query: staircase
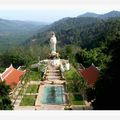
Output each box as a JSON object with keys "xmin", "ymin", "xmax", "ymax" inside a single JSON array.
[{"xmin": 46, "ymin": 65, "xmax": 61, "ymax": 81}]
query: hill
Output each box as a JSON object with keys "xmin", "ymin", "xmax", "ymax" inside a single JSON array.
[
  {"xmin": 24, "ymin": 11, "xmax": 120, "ymax": 49},
  {"xmin": 0, "ymin": 18, "xmax": 47, "ymax": 52},
  {"xmin": 78, "ymin": 12, "xmax": 100, "ymax": 18},
  {"xmin": 78, "ymin": 10, "xmax": 120, "ymax": 19},
  {"xmin": 100, "ymin": 10, "xmax": 120, "ymax": 19}
]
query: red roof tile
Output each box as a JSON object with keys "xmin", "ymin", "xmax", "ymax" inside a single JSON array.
[
  {"xmin": 2, "ymin": 65, "xmax": 13, "ymax": 79},
  {"xmin": 0, "ymin": 65, "xmax": 26, "ymax": 90},
  {"xmin": 79, "ymin": 64, "xmax": 100, "ymax": 87}
]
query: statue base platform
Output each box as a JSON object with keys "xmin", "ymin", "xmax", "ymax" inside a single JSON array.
[
  {"xmin": 49, "ymin": 59, "xmax": 61, "ymax": 66},
  {"xmin": 49, "ymin": 52, "xmax": 60, "ymax": 59}
]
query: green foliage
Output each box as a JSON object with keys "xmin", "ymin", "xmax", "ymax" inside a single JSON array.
[
  {"xmin": 23, "ymin": 63, "xmax": 46, "ymax": 82},
  {"xmin": 24, "ymin": 17, "xmax": 120, "ymax": 57},
  {"xmin": 58, "ymin": 45, "xmax": 80, "ymax": 69},
  {"xmin": 20, "ymin": 95, "xmax": 36, "ymax": 106},
  {"xmin": 75, "ymin": 47, "xmax": 111, "ymax": 69},
  {"xmin": 27, "ymin": 69, "xmax": 41, "ymax": 81},
  {"xmin": 86, "ymin": 36, "xmax": 120, "ymax": 110},
  {"xmin": 0, "ymin": 19, "xmax": 46, "ymax": 52},
  {"xmin": 26, "ymin": 85, "xmax": 39, "ymax": 93},
  {"xmin": 64, "ymin": 66, "xmax": 87, "ymax": 94},
  {"xmin": 0, "ymin": 81, "xmax": 13, "ymax": 110},
  {"xmin": 69, "ymin": 94, "xmax": 85, "ymax": 105},
  {"xmin": 0, "ymin": 45, "xmax": 49, "ymax": 69},
  {"xmin": 25, "ymin": 17, "xmax": 105, "ymax": 49},
  {"xmin": 0, "ymin": 67, "xmax": 5, "ymax": 73},
  {"xmin": 64, "ymin": 66, "xmax": 80, "ymax": 81},
  {"xmin": 0, "ymin": 52, "xmax": 26, "ymax": 68}
]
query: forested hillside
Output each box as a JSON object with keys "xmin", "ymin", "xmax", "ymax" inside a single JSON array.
[
  {"xmin": 78, "ymin": 10, "xmax": 120, "ymax": 19},
  {"xmin": 24, "ymin": 11, "xmax": 120, "ymax": 49},
  {"xmin": 0, "ymin": 18, "xmax": 47, "ymax": 52}
]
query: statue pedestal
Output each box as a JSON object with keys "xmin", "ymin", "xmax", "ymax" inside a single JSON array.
[
  {"xmin": 48, "ymin": 52, "xmax": 60, "ymax": 66},
  {"xmin": 49, "ymin": 52, "xmax": 59, "ymax": 59},
  {"xmin": 50, "ymin": 59, "xmax": 61, "ymax": 66}
]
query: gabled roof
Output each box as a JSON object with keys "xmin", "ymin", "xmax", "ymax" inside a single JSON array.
[
  {"xmin": 79, "ymin": 64, "xmax": 100, "ymax": 87},
  {"xmin": 0, "ymin": 64, "xmax": 26, "ymax": 90}
]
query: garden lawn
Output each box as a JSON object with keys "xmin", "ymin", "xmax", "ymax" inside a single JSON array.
[
  {"xmin": 69, "ymin": 94, "xmax": 85, "ymax": 105},
  {"xmin": 64, "ymin": 66, "xmax": 80, "ymax": 81},
  {"xmin": 26, "ymin": 85, "xmax": 39, "ymax": 93},
  {"xmin": 20, "ymin": 95, "xmax": 36, "ymax": 106},
  {"xmin": 28, "ymin": 70, "xmax": 40, "ymax": 81}
]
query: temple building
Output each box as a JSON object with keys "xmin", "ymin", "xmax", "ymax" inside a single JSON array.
[
  {"xmin": 79, "ymin": 63, "xmax": 100, "ymax": 87},
  {"xmin": 0, "ymin": 64, "xmax": 26, "ymax": 90}
]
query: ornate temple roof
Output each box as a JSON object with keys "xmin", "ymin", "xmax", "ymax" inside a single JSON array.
[
  {"xmin": 0, "ymin": 64, "xmax": 26, "ymax": 90},
  {"xmin": 79, "ymin": 64, "xmax": 100, "ymax": 87}
]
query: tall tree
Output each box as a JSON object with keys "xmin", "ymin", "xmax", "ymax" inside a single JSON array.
[
  {"xmin": 87, "ymin": 35, "xmax": 120, "ymax": 110},
  {"xmin": 0, "ymin": 82, "xmax": 13, "ymax": 110}
]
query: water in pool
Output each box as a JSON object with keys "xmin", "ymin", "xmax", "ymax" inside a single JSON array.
[{"xmin": 41, "ymin": 85, "xmax": 64, "ymax": 104}]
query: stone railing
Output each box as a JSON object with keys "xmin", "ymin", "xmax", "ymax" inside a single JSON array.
[
  {"xmin": 42, "ymin": 66, "xmax": 48, "ymax": 80},
  {"xmin": 60, "ymin": 64, "xmax": 65, "ymax": 80}
]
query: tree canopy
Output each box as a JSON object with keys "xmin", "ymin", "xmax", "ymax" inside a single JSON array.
[
  {"xmin": 0, "ymin": 81, "xmax": 13, "ymax": 110},
  {"xmin": 86, "ymin": 35, "xmax": 120, "ymax": 110}
]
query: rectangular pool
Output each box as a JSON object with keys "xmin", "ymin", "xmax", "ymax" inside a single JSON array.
[{"xmin": 41, "ymin": 85, "xmax": 64, "ymax": 105}]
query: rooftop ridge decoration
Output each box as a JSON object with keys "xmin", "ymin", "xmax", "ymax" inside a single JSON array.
[
  {"xmin": 0, "ymin": 64, "xmax": 13, "ymax": 81},
  {"xmin": 0, "ymin": 64, "xmax": 26, "ymax": 90}
]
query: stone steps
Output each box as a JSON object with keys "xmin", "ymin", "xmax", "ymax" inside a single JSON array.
[
  {"xmin": 46, "ymin": 73, "xmax": 60, "ymax": 76},
  {"xmin": 47, "ymin": 68, "xmax": 59, "ymax": 70},
  {"xmin": 46, "ymin": 65, "xmax": 62, "ymax": 81},
  {"xmin": 46, "ymin": 76, "xmax": 61, "ymax": 80},
  {"xmin": 47, "ymin": 66, "xmax": 59, "ymax": 69},
  {"xmin": 47, "ymin": 70, "xmax": 60, "ymax": 72}
]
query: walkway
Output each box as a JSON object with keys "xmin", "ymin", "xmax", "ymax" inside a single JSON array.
[
  {"xmin": 13, "ymin": 81, "xmax": 40, "ymax": 110},
  {"xmin": 35, "ymin": 64, "xmax": 66, "ymax": 110},
  {"xmin": 46, "ymin": 65, "xmax": 61, "ymax": 80}
]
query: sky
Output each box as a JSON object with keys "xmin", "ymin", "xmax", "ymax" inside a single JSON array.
[{"xmin": 0, "ymin": 0, "xmax": 120, "ymax": 23}]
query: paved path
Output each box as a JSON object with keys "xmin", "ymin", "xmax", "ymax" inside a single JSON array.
[
  {"xmin": 46, "ymin": 65, "xmax": 61, "ymax": 80},
  {"xmin": 14, "ymin": 106, "xmax": 35, "ymax": 110},
  {"xmin": 36, "ymin": 105, "xmax": 64, "ymax": 110},
  {"xmin": 30, "ymin": 81, "xmax": 41, "ymax": 85},
  {"xmin": 34, "ymin": 64, "xmax": 66, "ymax": 110}
]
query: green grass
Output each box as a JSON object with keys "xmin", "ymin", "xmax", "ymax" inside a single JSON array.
[
  {"xmin": 72, "ymin": 100, "xmax": 85, "ymax": 105},
  {"xmin": 28, "ymin": 70, "xmax": 41, "ymax": 81},
  {"xmin": 69, "ymin": 94, "xmax": 85, "ymax": 105},
  {"xmin": 26, "ymin": 85, "xmax": 39, "ymax": 93},
  {"xmin": 28, "ymin": 64, "xmax": 46, "ymax": 81},
  {"xmin": 20, "ymin": 95, "xmax": 36, "ymax": 106},
  {"xmin": 22, "ymin": 64, "xmax": 46, "ymax": 82},
  {"xmin": 64, "ymin": 66, "xmax": 80, "ymax": 81}
]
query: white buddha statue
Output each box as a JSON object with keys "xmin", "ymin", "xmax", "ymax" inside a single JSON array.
[{"xmin": 50, "ymin": 32, "xmax": 57, "ymax": 54}]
